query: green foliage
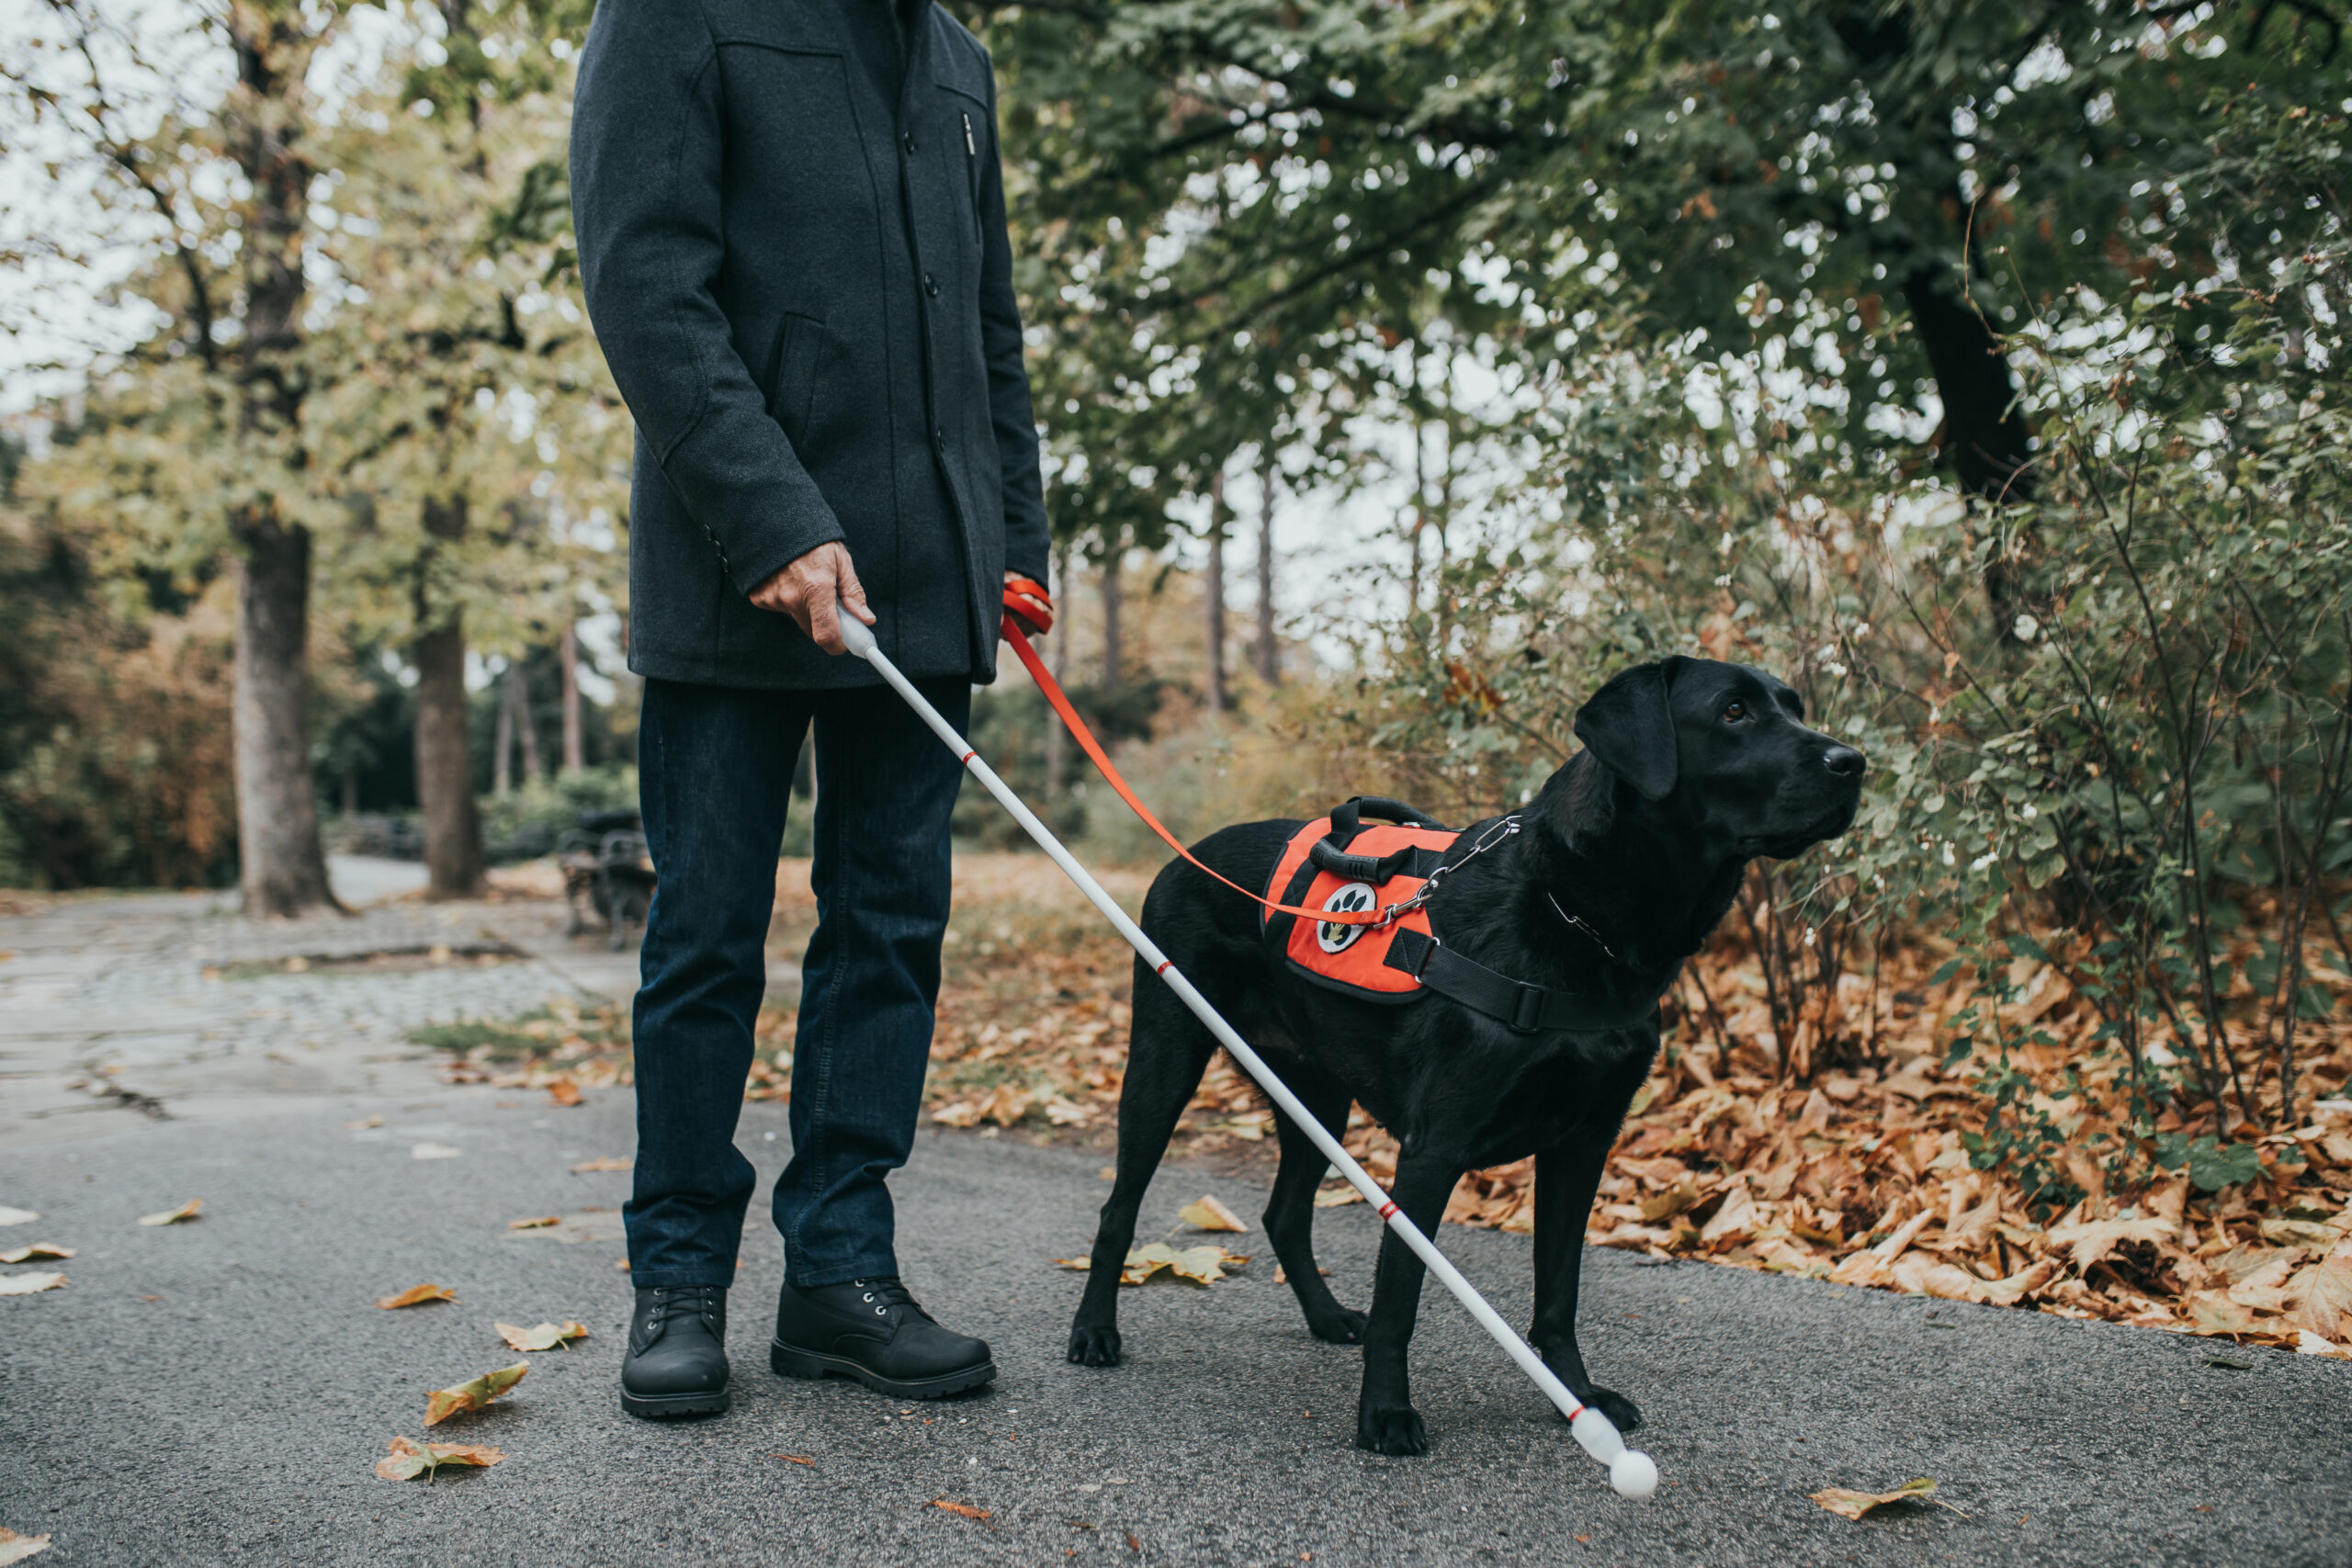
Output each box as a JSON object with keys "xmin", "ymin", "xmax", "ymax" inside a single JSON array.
[
  {"xmin": 1315, "ymin": 32, "xmax": 2351, "ymax": 1198},
  {"xmin": 0, "ymin": 461, "xmax": 238, "ymax": 889},
  {"xmin": 475, "ymin": 764, "xmax": 639, "ymax": 854},
  {"xmin": 964, "ymin": 0, "xmax": 2351, "ymax": 577},
  {"xmin": 2151, "ymin": 1132, "xmax": 2267, "ymax": 1193}
]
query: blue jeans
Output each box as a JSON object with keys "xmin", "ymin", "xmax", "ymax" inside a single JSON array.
[{"xmin": 625, "ymin": 674, "xmax": 968, "ymax": 1290}]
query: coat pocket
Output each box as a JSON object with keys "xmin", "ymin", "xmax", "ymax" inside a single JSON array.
[
  {"xmin": 939, "ymin": 83, "xmax": 988, "ymax": 245},
  {"xmin": 763, "ymin": 310, "xmax": 826, "ymax": 450}
]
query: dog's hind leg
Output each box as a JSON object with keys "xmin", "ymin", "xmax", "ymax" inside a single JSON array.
[
  {"xmin": 1066, "ymin": 958, "xmax": 1216, "ymax": 1369},
  {"xmin": 1353, "ymin": 1149, "xmax": 1465, "ymax": 1456},
  {"xmin": 1263, "ymin": 1073, "xmax": 1367, "ymax": 1344}
]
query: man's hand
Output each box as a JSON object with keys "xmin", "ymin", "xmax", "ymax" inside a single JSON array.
[
  {"xmin": 751, "ymin": 542, "xmax": 876, "ymax": 655},
  {"xmin": 1003, "ymin": 571, "xmax": 1051, "ymax": 638}
]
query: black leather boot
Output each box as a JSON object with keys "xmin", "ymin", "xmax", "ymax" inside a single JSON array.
[
  {"xmin": 770, "ymin": 1276, "xmax": 995, "ymax": 1399},
  {"xmin": 620, "ymin": 1284, "xmax": 730, "ymax": 1418}
]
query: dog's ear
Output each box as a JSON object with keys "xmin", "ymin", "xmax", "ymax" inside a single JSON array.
[{"xmin": 1573, "ymin": 658, "xmax": 1685, "ymax": 802}]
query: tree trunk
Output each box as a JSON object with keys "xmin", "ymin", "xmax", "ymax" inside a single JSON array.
[
  {"xmin": 1044, "ymin": 540, "xmax": 1069, "ymax": 799},
  {"xmin": 560, "ymin": 622, "xmax": 584, "ymax": 774},
  {"xmin": 492, "ymin": 670, "xmax": 514, "ymax": 799},
  {"xmin": 1902, "ymin": 266, "xmax": 2033, "ymax": 502},
  {"xmin": 1902, "ymin": 265, "xmax": 2036, "ymax": 622},
  {"xmin": 1204, "ymin": 469, "xmax": 1227, "ymax": 716},
  {"xmin": 414, "ymin": 496, "xmax": 484, "ymax": 898},
  {"xmin": 1254, "ymin": 449, "xmax": 1280, "ymax": 684},
  {"xmin": 1435, "ymin": 373, "xmax": 1455, "ymax": 642},
  {"xmin": 1407, "ymin": 338, "xmax": 1428, "ymax": 616},
  {"xmin": 1101, "ymin": 543, "xmax": 1123, "ymax": 691},
  {"xmin": 221, "ymin": 8, "xmax": 334, "ymax": 920},
  {"xmin": 231, "ymin": 516, "xmax": 339, "ymax": 918},
  {"xmin": 513, "ymin": 660, "xmax": 542, "ymax": 785}
]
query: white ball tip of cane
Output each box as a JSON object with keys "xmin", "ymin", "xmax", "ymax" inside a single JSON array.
[{"xmin": 1609, "ymin": 1450, "xmax": 1659, "ymax": 1500}]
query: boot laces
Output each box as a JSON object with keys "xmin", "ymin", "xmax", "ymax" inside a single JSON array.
[
  {"xmin": 848, "ymin": 1276, "xmax": 930, "ymax": 1322},
  {"xmin": 646, "ymin": 1284, "xmax": 721, "ymax": 1333}
]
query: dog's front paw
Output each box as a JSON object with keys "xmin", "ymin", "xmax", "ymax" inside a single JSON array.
[
  {"xmin": 1306, "ymin": 1306, "xmax": 1368, "ymax": 1344},
  {"xmin": 1355, "ymin": 1404, "xmax": 1429, "ymax": 1456},
  {"xmin": 1066, "ymin": 1324, "xmax": 1123, "ymax": 1367},
  {"xmin": 1571, "ymin": 1383, "xmax": 1643, "ymax": 1434}
]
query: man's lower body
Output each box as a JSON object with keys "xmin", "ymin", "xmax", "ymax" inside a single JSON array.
[{"xmin": 618, "ymin": 674, "xmax": 994, "ymax": 1417}]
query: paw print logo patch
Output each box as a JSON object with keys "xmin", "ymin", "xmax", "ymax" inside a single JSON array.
[{"xmin": 1316, "ymin": 882, "xmax": 1378, "ymax": 953}]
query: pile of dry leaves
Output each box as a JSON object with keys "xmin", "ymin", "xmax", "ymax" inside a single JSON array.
[{"xmin": 913, "ymin": 860, "xmax": 2352, "ymax": 1359}]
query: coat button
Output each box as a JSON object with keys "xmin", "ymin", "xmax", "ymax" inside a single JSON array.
[
  {"xmin": 903, "ymin": 131, "xmax": 916, "ymax": 154},
  {"xmin": 922, "ymin": 273, "xmax": 939, "ymax": 298},
  {"xmin": 933, "ymin": 427, "xmax": 945, "ymax": 447}
]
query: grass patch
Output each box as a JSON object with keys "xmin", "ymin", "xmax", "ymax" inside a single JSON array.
[{"xmin": 409, "ymin": 1010, "xmax": 559, "ymax": 1062}]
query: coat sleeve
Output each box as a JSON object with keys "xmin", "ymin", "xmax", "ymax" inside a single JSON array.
[
  {"xmin": 975, "ymin": 65, "xmax": 1051, "ymax": 585},
  {"xmin": 570, "ymin": 0, "xmax": 842, "ymax": 598}
]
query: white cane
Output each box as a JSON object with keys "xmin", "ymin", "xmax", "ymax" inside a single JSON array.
[{"xmin": 839, "ymin": 612, "xmax": 1657, "ymax": 1499}]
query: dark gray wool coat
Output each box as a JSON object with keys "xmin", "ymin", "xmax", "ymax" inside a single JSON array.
[{"xmin": 571, "ymin": 0, "xmax": 1050, "ymax": 690}]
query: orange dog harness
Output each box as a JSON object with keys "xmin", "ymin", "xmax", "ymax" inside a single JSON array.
[{"xmin": 1261, "ymin": 800, "xmax": 1459, "ymax": 1001}]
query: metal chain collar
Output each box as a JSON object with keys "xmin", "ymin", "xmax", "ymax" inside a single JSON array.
[{"xmin": 1378, "ymin": 814, "xmax": 1522, "ymax": 925}]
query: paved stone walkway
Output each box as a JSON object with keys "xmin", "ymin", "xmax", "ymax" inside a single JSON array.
[{"xmin": 0, "ymin": 866, "xmax": 616, "ymax": 1147}]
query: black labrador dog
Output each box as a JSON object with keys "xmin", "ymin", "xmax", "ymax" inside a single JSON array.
[{"xmin": 1066, "ymin": 656, "xmax": 1865, "ymax": 1454}]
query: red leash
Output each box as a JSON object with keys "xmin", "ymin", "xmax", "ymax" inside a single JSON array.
[{"xmin": 998, "ymin": 577, "xmax": 1385, "ymax": 927}]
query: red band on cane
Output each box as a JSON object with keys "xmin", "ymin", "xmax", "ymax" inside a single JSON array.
[
  {"xmin": 1377, "ymin": 1201, "xmax": 1399, "ymax": 1220},
  {"xmin": 960, "ymin": 750, "xmax": 976, "ymax": 764}
]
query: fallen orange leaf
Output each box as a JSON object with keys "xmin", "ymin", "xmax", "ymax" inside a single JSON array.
[
  {"xmin": 930, "ymin": 1499, "xmax": 991, "ymax": 1521},
  {"xmin": 0, "ymin": 1272, "xmax": 65, "ymax": 1296},
  {"xmin": 424, "ymin": 1362, "xmax": 527, "ymax": 1426},
  {"xmin": 0, "ymin": 1525, "xmax": 53, "ymax": 1562},
  {"xmin": 1809, "ymin": 1478, "xmax": 1958, "ymax": 1519},
  {"xmin": 376, "ymin": 1283, "xmax": 456, "ymax": 1310},
  {"xmin": 570, "ymin": 1156, "xmax": 631, "ymax": 1173},
  {"xmin": 137, "ymin": 1199, "xmax": 201, "ymax": 1226},
  {"xmin": 1179, "ymin": 1195, "xmax": 1249, "ymax": 1233},
  {"xmin": 772, "ymin": 1454, "xmax": 814, "ymax": 1466},
  {"xmin": 546, "ymin": 1078, "xmax": 582, "ymax": 1108},
  {"xmin": 374, "ymin": 1435, "xmax": 505, "ymax": 1482},
  {"xmin": 494, "ymin": 1319, "xmax": 588, "ymax": 1352},
  {"xmin": 0, "ymin": 1244, "xmax": 72, "ymax": 1264},
  {"xmin": 506, "ymin": 1216, "xmax": 560, "ymax": 1231}
]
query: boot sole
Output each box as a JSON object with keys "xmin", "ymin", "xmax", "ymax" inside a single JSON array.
[
  {"xmin": 769, "ymin": 1337, "xmax": 996, "ymax": 1400},
  {"xmin": 619, "ymin": 1385, "xmax": 731, "ymax": 1420}
]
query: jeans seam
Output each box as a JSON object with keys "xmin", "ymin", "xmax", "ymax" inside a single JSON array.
[{"xmin": 785, "ymin": 722, "xmax": 845, "ymax": 1266}]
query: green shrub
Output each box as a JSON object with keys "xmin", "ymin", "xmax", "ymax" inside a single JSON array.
[{"xmin": 1329, "ymin": 221, "xmax": 2351, "ymax": 1195}]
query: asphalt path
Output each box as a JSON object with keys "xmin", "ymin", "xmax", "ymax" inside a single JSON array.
[{"xmin": 3, "ymin": 1087, "xmax": 2346, "ymax": 1567}]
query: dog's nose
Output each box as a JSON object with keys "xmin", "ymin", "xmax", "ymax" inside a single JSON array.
[{"xmin": 1823, "ymin": 745, "xmax": 1866, "ymax": 778}]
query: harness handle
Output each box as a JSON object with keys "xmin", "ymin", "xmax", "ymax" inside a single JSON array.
[
  {"xmin": 1001, "ymin": 602, "xmax": 1402, "ymax": 926},
  {"xmin": 1327, "ymin": 795, "xmax": 1446, "ymax": 840},
  {"xmin": 1307, "ymin": 795, "xmax": 1451, "ymax": 883}
]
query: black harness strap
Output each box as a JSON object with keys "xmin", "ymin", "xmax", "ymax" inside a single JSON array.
[{"xmin": 1383, "ymin": 928, "xmax": 1676, "ymax": 1034}]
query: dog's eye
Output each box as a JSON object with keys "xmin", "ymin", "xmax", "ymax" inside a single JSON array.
[{"xmin": 1721, "ymin": 701, "xmax": 1748, "ymax": 724}]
